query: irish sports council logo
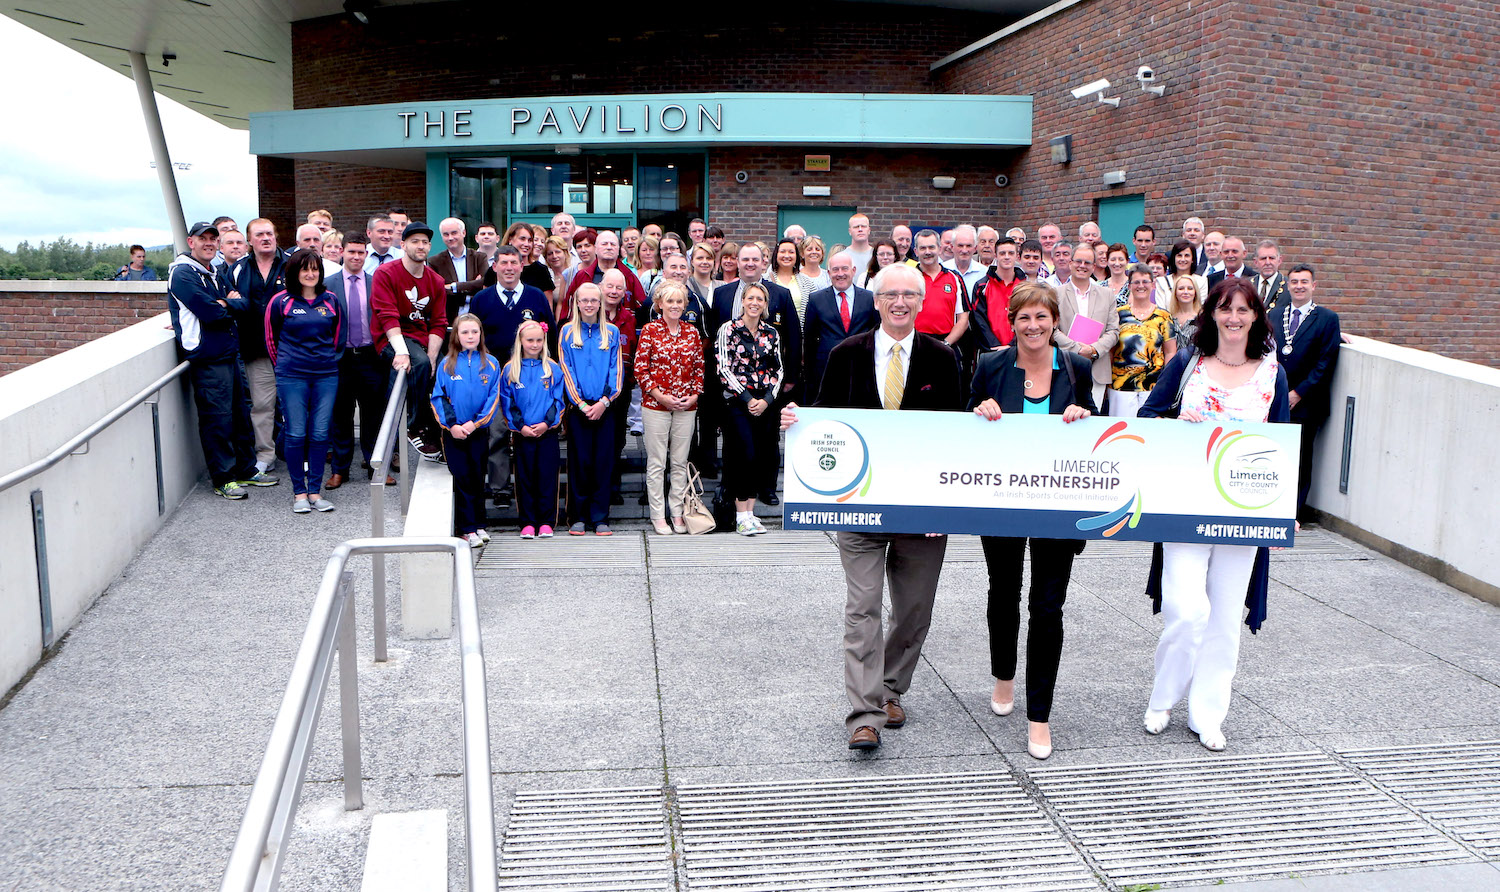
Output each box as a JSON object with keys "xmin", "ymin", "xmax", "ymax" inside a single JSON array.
[
  {"xmin": 1208, "ymin": 427, "xmax": 1288, "ymax": 510},
  {"xmin": 792, "ymin": 420, "xmax": 871, "ymax": 502}
]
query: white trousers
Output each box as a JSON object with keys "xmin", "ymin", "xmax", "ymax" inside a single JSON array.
[
  {"xmin": 643, "ymin": 407, "xmax": 695, "ymax": 521},
  {"xmin": 1107, "ymin": 388, "xmax": 1150, "ymax": 418},
  {"xmin": 1149, "ymin": 542, "xmax": 1257, "ymax": 733}
]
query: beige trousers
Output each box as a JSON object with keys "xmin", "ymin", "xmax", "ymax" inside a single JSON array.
[
  {"xmin": 244, "ymin": 357, "xmax": 278, "ymax": 468},
  {"xmin": 642, "ymin": 407, "xmax": 696, "ymax": 521}
]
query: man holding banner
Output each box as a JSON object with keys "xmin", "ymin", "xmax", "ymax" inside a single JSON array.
[{"xmin": 780, "ymin": 264, "xmax": 962, "ymax": 752}]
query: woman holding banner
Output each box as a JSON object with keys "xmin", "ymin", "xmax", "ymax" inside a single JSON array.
[
  {"xmin": 1137, "ymin": 277, "xmax": 1290, "ymax": 752},
  {"xmin": 968, "ymin": 282, "xmax": 1096, "ymax": 760}
]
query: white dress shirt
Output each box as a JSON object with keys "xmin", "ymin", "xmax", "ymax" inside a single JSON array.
[{"xmin": 873, "ymin": 326, "xmax": 914, "ymax": 394}]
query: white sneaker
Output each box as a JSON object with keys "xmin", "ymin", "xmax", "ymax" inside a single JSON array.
[
  {"xmin": 465, "ymin": 532, "xmax": 483, "ymax": 548},
  {"xmin": 736, "ymin": 519, "xmax": 757, "ymax": 536},
  {"xmin": 749, "ymin": 517, "xmax": 767, "ymax": 535},
  {"xmin": 476, "ymin": 528, "xmax": 491, "ymax": 544}
]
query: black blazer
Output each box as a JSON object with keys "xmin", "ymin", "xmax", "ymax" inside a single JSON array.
[
  {"xmin": 711, "ymin": 279, "xmax": 802, "ymax": 392},
  {"xmin": 1270, "ymin": 303, "xmax": 1341, "ymax": 421},
  {"xmin": 1205, "ymin": 266, "xmax": 1253, "ymax": 291},
  {"xmin": 967, "ymin": 346, "xmax": 1097, "ymax": 415},
  {"xmin": 1253, "ymin": 272, "xmax": 1291, "ymax": 316},
  {"xmin": 802, "ymin": 284, "xmax": 877, "ymax": 403},
  {"xmin": 325, "ymin": 268, "xmax": 374, "ymax": 347},
  {"xmin": 813, "ymin": 328, "xmax": 962, "ymax": 412}
]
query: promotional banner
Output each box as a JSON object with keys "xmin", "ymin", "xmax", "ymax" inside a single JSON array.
[{"xmin": 783, "ymin": 409, "xmax": 1299, "ymax": 547}]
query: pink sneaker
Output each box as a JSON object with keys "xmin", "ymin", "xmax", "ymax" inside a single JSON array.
[
  {"xmin": 519, "ymin": 525, "xmax": 536, "ymax": 539},
  {"xmin": 538, "ymin": 525, "xmax": 554, "ymax": 538}
]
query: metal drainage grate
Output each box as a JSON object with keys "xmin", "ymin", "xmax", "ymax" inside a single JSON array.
[
  {"xmin": 676, "ymin": 772, "xmax": 1096, "ymax": 891},
  {"xmin": 647, "ymin": 530, "xmax": 843, "ymax": 568},
  {"xmin": 1341, "ymin": 739, "xmax": 1500, "ymax": 857},
  {"xmin": 476, "ymin": 532, "xmax": 646, "ymax": 573},
  {"xmin": 1030, "ymin": 750, "xmax": 1471, "ymax": 887},
  {"xmin": 497, "ymin": 787, "xmax": 674, "ymax": 891}
]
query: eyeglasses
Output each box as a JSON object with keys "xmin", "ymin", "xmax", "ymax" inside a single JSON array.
[{"xmin": 876, "ymin": 290, "xmax": 924, "ymax": 300}]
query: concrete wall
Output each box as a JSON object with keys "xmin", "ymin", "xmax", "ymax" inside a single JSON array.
[
  {"xmin": 1310, "ymin": 337, "xmax": 1500, "ymax": 604},
  {"xmin": 0, "ymin": 315, "xmax": 203, "ymax": 697},
  {"xmin": 0, "ymin": 281, "xmax": 169, "ymax": 376}
]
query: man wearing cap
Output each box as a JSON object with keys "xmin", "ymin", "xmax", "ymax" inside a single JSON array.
[
  {"xmin": 167, "ymin": 223, "xmax": 266, "ymax": 500},
  {"xmin": 371, "ymin": 221, "xmax": 449, "ymax": 461}
]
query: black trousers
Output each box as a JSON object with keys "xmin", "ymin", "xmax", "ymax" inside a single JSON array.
[
  {"xmin": 609, "ymin": 393, "xmax": 629, "ymax": 497},
  {"xmin": 722, "ymin": 398, "xmax": 780, "ymax": 502},
  {"xmin": 190, "ymin": 358, "xmax": 258, "ymax": 486},
  {"xmin": 442, "ymin": 429, "xmax": 489, "ymax": 536},
  {"xmin": 691, "ymin": 375, "xmax": 722, "ymax": 471},
  {"xmin": 379, "ymin": 338, "xmax": 437, "ymax": 440},
  {"xmin": 981, "ymin": 535, "xmax": 1081, "ymax": 723},
  {"xmin": 567, "ymin": 411, "xmax": 615, "ymax": 528},
  {"xmin": 1294, "ymin": 413, "xmax": 1323, "ymax": 518},
  {"xmin": 514, "ymin": 430, "xmax": 560, "ymax": 529},
  {"xmin": 329, "ymin": 346, "xmax": 386, "ymax": 475}
]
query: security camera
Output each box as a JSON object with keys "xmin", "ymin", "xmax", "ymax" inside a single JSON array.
[
  {"xmin": 162, "ymin": 51, "xmax": 176, "ymax": 67},
  {"xmin": 1136, "ymin": 65, "xmax": 1155, "ymax": 83},
  {"xmin": 1070, "ymin": 78, "xmax": 1112, "ymax": 99}
]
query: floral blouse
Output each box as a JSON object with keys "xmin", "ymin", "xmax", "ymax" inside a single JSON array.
[
  {"xmin": 635, "ymin": 320, "xmax": 704, "ymax": 411},
  {"xmin": 1110, "ymin": 303, "xmax": 1178, "ymax": 392},
  {"xmin": 715, "ymin": 319, "xmax": 783, "ymax": 403},
  {"xmin": 1180, "ymin": 352, "xmax": 1280, "ymax": 423}
]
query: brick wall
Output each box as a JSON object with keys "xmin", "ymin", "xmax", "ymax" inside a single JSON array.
[
  {"xmin": 0, "ymin": 285, "xmax": 168, "ymax": 377},
  {"xmin": 290, "ymin": 3, "xmax": 1001, "ymax": 109},
  {"xmin": 292, "ymin": 162, "xmax": 426, "ymax": 240},
  {"xmin": 936, "ymin": 0, "xmax": 1500, "ymax": 365},
  {"xmin": 256, "ymin": 157, "xmax": 298, "ymax": 242}
]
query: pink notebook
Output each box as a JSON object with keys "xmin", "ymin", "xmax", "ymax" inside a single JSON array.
[{"xmin": 1068, "ymin": 314, "xmax": 1104, "ymax": 344}]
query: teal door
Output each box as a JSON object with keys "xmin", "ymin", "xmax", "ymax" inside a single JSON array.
[
  {"xmin": 1097, "ymin": 195, "xmax": 1145, "ymax": 248},
  {"xmin": 777, "ymin": 206, "xmax": 858, "ymax": 246}
]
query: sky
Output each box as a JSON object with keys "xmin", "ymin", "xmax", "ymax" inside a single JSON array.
[{"xmin": 0, "ymin": 16, "xmax": 258, "ymax": 251}]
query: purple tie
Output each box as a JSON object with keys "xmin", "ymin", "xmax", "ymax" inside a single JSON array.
[
  {"xmin": 1289, "ymin": 307, "xmax": 1302, "ymax": 338},
  {"xmin": 349, "ymin": 274, "xmax": 369, "ymax": 347}
]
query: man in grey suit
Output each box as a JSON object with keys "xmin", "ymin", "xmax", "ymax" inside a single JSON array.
[
  {"xmin": 780, "ymin": 265, "xmax": 963, "ymax": 751},
  {"xmin": 1051, "ymin": 242, "xmax": 1122, "ymax": 410},
  {"xmin": 325, "ymin": 234, "xmax": 391, "ymax": 488}
]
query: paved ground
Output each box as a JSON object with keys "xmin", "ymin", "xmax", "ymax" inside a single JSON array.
[{"xmin": 2, "ymin": 456, "xmax": 1499, "ymax": 890}]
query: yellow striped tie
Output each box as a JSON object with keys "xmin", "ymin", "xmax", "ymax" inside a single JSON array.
[{"xmin": 883, "ymin": 343, "xmax": 905, "ymax": 410}]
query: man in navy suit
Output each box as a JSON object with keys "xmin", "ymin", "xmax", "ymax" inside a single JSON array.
[
  {"xmin": 1270, "ymin": 263, "xmax": 1341, "ymax": 520},
  {"xmin": 711, "ymin": 242, "xmax": 801, "ymax": 504},
  {"xmin": 1206, "ymin": 236, "xmax": 1252, "ymax": 291},
  {"xmin": 324, "ymin": 234, "xmax": 390, "ymax": 487},
  {"xmin": 1252, "ymin": 239, "xmax": 1291, "ymax": 315},
  {"xmin": 802, "ymin": 251, "xmax": 876, "ymax": 403}
]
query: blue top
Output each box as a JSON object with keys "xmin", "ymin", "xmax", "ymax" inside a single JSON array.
[
  {"xmin": 264, "ymin": 290, "xmax": 342, "ymax": 378},
  {"xmin": 430, "ymin": 349, "xmax": 502, "ymax": 429},
  {"xmin": 469, "ymin": 283, "xmax": 555, "ymax": 365},
  {"xmin": 498, "ymin": 357, "xmax": 566, "ymax": 429},
  {"xmin": 558, "ymin": 320, "xmax": 623, "ymax": 407},
  {"xmin": 167, "ymin": 254, "xmax": 245, "ymax": 363},
  {"xmin": 1021, "ymin": 349, "xmax": 1061, "ymax": 414}
]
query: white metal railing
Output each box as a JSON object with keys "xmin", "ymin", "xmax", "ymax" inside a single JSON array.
[
  {"xmin": 220, "ymin": 537, "xmax": 495, "ymax": 892},
  {"xmin": 367, "ymin": 367, "xmax": 409, "ymax": 661}
]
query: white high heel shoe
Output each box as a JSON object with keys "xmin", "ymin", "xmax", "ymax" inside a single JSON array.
[{"xmin": 991, "ymin": 699, "xmax": 1014, "ymax": 716}]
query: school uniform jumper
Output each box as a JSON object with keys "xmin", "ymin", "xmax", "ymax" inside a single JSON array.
[
  {"xmin": 558, "ymin": 320, "xmax": 623, "ymax": 529},
  {"xmin": 498, "ymin": 357, "xmax": 566, "ymax": 529},
  {"xmin": 265, "ymin": 289, "xmax": 344, "ymax": 495},
  {"xmin": 430, "ymin": 350, "xmax": 502, "ymax": 535}
]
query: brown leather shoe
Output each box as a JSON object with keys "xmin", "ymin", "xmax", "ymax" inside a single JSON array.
[
  {"xmin": 385, "ymin": 474, "xmax": 397, "ymax": 486},
  {"xmin": 848, "ymin": 726, "xmax": 880, "ymax": 750},
  {"xmin": 325, "ymin": 473, "xmax": 345, "ymax": 490},
  {"xmin": 883, "ymin": 698, "xmax": 906, "ymax": 729}
]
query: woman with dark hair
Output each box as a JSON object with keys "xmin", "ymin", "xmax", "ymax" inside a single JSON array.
[
  {"xmin": 1138, "ymin": 277, "xmax": 1291, "ymax": 752},
  {"xmin": 500, "ymin": 222, "xmax": 554, "ymax": 295},
  {"xmin": 858, "ymin": 238, "xmax": 901, "ymax": 289},
  {"xmin": 264, "ymin": 248, "xmax": 343, "ymax": 513},
  {"xmin": 716, "ymin": 241, "xmax": 740, "ymax": 284},
  {"xmin": 968, "ymin": 282, "xmax": 1096, "ymax": 760},
  {"xmin": 768, "ymin": 237, "xmax": 820, "ymax": 320},
  {"xmin": 1155, "ymin": 240, "xmax": 1207, "ymax": 309}
]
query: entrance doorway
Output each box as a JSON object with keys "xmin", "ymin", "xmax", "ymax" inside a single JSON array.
[
  {"xmin": 777, "ymin": 206, "xmax": 858, "ymax": 247},
  {"xmin": 1096, "ymin": 194, "xmax": 1145, "ymax": 249}
]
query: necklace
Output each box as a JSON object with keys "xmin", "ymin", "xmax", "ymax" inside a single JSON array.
[{"xmin": 1213, "ymin": 353, "xmax": 1251, "ymax": 367}]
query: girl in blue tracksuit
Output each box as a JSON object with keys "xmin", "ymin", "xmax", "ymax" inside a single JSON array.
[
  {"xmin": 498, "ymin": 320, "xmax": 566, "ymax": 539},
  {"xmin": 557, "ymin": 282, "xmax": 623, "ymax": 535},
  {"xmin": 265, "ymin": 248, "xmax": 342, "ymax": 512},
  {"xmin": 430, "ymin": 313, "xmax": 501, "ymax": 547}
]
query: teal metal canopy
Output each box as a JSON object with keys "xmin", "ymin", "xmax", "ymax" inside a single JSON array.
[{"xmin": 250, "ymin": 92, "xmax": 1032, "ymax": 170}]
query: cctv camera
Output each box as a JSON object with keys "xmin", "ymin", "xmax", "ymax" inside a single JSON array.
[
  {"xmin": 1070, "ymin": 78, "xmax": 1112, "ymax": 99},
  {"xmin": 162, "ymin": 51, "xmax": 176, "ymax": 67},
  {"xmin": 1137, "ymin": 65, "xmax": 1155, "ymax": 83}
]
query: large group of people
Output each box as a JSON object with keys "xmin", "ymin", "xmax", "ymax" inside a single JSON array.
[{"xmin": 167, "ymin": 206, "xmax": 1343, "ymax": 759}]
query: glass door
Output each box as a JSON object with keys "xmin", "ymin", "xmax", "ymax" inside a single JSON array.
[{"xmin": 449, "ymin": 157, "xmax": 508, "ymax": 247}]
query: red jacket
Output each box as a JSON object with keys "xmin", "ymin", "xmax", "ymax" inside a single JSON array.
[
  {"xmin": 371, "ymin": 261, "xmax": 449, "ymax": 353},
  {"xmin": 560, "ymin": 260, "xmax": 646, "ymax": 320}
]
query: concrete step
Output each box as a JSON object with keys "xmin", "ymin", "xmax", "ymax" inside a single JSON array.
[{"xmin": 359, "ymin": 809, "xmax": 447, "ymax": 892}]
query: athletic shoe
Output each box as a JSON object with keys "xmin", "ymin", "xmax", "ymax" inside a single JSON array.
[
  {"xmin": 595, "ymin": 524, "xmax": 613, "ymax": 536},
  {"xmin": 464, "ymin": 532, "xmax": 483, "ymax": 548},
  {"xmin": 309, "ymin": 496, "xmax": 335, "ymax": 512},
  {"xmin": 736, "ymin": 519, "xmax": 757, "ymax": 536},
  {"xmin": 538, "ymin": 525, "xmax": 554, "ymax": 538},
  {"xmin": 519, "ymin": 526, "xmax": 536, "ymax": 539},
  {"xmin": 409, "ymin": 434, "xmax": 442, "ymax": 462},
  {"xmin": 238, "ymin": 470, "xmax": 279, "ymax": 487},
  {"xmin": 569, "ymin": 523, "xmax": 586, "ymax": 536},
  {"xmin": 476, "ymin": 529, "xmax": 491, "ymax": 544},
  {"xmin": 292, "ymin": 499, "xmax": 312, "ymax": 514},
  {"xmin": 214, "ymin": 482, "xmax": 247, "ymax": 500},
  {"xmin": 749, "ymin": 517, "xmax": 768, "ymax": 535}
]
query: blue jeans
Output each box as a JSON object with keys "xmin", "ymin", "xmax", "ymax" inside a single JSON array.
[{"xmin": 278, "ymin": 373, "xmax": 339, "ymax": 495}]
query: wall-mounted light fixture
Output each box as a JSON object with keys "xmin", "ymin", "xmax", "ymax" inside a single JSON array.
[
  {"xmin": 932, "ymin": 176, "xmax": 956, "ymax": 190},
  {"xmin": 1102, "ymin": 170, "xmax": 1127, "ymax": 186},
  {"xmin": 803, "ymin": 185, "xmax": 831, "ymax": 197},
  {"xmin": 1050, "ymin": 135, "xmax": 1072, "ymax": 164}
]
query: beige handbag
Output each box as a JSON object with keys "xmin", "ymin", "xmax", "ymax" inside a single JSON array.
[{"xmin": 681, "ymin": 464, "xmax": 717, "ymax": 535}]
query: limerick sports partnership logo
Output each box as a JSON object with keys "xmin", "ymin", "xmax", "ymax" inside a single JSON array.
[{"xmin": 792, "ymin": 420, "xmax": 872, "ymax": 502}]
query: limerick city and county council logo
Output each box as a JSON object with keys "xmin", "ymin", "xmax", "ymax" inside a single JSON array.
[
  {"xmin": 1208, "ymin": 427, "xmax": 1288, "ymax": 510},
  {"xmin": 792, "ymin": 420, "xmax": 871, "ymax": 502}
]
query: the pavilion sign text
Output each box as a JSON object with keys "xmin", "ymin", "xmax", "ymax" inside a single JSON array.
[{"xmin": 397, "ymin": 103, "xmax": 725, "ymax": 139}]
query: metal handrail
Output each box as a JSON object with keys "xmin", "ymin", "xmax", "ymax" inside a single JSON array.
[
  {"xmin": 368, "ymin": 367, "xmax": 407, "ymax": 661},
  {"xmin": 221, "ymin": 537, "xmax": 495, "ymax": 892},
  {"xmin": 0, "ymin": 361, "xmax": 189, "ymax": 495}
]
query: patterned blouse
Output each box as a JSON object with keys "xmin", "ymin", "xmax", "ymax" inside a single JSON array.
[
  {"xmin": 1110, "ymin": 303, "xmax": 1177, "ymax": 392},
  {"xmin": 715, "ymin": 319, "xmax": 783, "ymax": 402},
  {"xmin": 1180, "ymin": 352, "xmax": 1280, "ymax": 423},
  {"xmin": 635, "ymin": 320, "xmax": 704, "ymax": 411}
]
